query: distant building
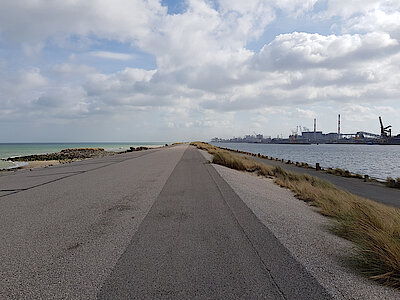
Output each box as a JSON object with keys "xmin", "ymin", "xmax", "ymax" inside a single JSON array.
[
  {"xmin": 326, "ymin": 133, "xmax": 338, "ymax": 141},
  {"xmin": 210, "ymin": 134, "xmax": 271, "ymax": 144},
  {"xmin": 301, "ymin": 131, "xmax": 323, "ymax": 142}
]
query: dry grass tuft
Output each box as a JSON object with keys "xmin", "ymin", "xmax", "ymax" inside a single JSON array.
[
  {"xmin": 190, "ymin": 142, "xmax": 218, "ymax": 154},
  {"xmin": 193, "ymin": 142, "xmax": 400, "ymax": 288},
  {"xmin": 386, "ymin": 177, "xmax": 400, "ymax": 189},
  {"xmin": 326, "ymin": 167, "xmax": 364, "ymax": 179},
  {"xmin": 212, "ymin": 151, "xmax": 246, "ymax": 171}
]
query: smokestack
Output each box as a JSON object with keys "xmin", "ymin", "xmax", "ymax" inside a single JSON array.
[
  {"xmin": 338, "ymin": 114, "xmax": 341, "ymax": 138},
  {"xmin": 314, "ymin": 118, "xmax": 316, "ymax": 141}
]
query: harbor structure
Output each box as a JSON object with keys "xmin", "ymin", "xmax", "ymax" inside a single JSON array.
[{"xmin": 211, "ymin": 116, "xmax": 400, "ymax": 145}]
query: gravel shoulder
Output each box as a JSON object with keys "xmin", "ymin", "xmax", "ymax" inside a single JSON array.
[{"xmin": 200, "ymin": 150, "xmax": 399, "ymax": 300}]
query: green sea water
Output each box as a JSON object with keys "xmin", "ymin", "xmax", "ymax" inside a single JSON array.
[{"xmin": 0, "ymin": 142, "xmax": 167, "ymax": 169}]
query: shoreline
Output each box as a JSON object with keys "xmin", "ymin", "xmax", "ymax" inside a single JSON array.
[
  {"xmin": 21, "ymin": 160, "xmax": 62, "ymax": 170},
  {"xmin": 1, "ymin": 159, "xmax": 85, "ymax": 173},
  {"xmin": 1, "ymin": 145, "xmax": 165, "ymax": 172},
  {"xmin": 0, "ymin": 143, "xmax": 166, "ymax": 165}
]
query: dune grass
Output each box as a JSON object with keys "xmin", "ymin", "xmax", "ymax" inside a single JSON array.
[
  {"xmin": 326, "ymin": 167, "xmax": 364, "ymax": 179},
  {"xmin": 386, "ymin": 177, "xmax": 400, "ymax": 189},
  {"xmin": 191, "ymin": 141, "xmax": 400, "ymax": 288}
]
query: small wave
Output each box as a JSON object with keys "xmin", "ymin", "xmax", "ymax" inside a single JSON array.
[{"xmin": 0, "ymin": 160, "xmax": 29, "ymax": 170}]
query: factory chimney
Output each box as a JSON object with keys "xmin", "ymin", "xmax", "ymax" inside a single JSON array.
[
  {"xmin": 338, "ymin": 114, "xmax": 341, "ymax": 139},
  {"xmin": 313, "ymin": 118, "xmax": 316, "ymax": 141}
]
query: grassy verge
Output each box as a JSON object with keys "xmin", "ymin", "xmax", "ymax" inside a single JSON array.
[
  {"xmin": 386, "ymin": 177, "xmax": 400, "ymax": 189},
  {"xmin": 191, "ymin": 142, "xmax": 400, "ymax": 288},
  {"xmin": 326, "ymin": 167, "xmax": 364, "ymax": 179}
]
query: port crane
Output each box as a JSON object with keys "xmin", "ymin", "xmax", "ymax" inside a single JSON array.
[{"xmin": 379, "ymin": 116, "xmax": 392, "ymax": 139}]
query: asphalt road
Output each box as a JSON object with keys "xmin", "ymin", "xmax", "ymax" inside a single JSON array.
[
  {"xmin": 0, "ymin": 145, "xmax": 332, "ymax": 299},
  {"xmin": 98, "ymin": 146, "xmax": 331, "ymax": 299},
  {"xmin": 0, "ymin": 146, "xmax": 186, "ymax": 299},
  {"xmin": 247, "ymin": 155, "xmax": 400, "ymax": 209}
]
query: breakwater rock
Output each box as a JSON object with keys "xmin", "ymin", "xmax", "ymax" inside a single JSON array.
[
  {"xmin": 126, "ymin": 146, "xmax": 149, "ymax": 152},
  {"xmin": 8, "ymin": 148, "xmax": 114, "ymax": 162}
]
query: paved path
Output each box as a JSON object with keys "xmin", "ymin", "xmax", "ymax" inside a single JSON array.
[
  {"xmin": 0, "ymin": 146, "xmax": 186, "ymax": 299},
  {"xmin": 98, "ymin": 146, "xmax": 331, "ymax": 299},
  {"xmin": 0, "ymin": 145, "xmax": 331, "ymax": 299}
]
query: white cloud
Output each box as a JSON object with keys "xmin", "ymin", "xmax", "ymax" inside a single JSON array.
[
  {"xmin": 90, "ymin": 51, "xmax": 134, "ymax": 60},
  {"xmin": 256, "ymin": 32, "xmax": 398, "ymax": 70},
  {"xmin": 273, "ymin": 0, "xmax": 318, "ymax": 16},
  {"xmin": 1, "ymin": 0, "xmax": 400, "ymax": 139},
  {"xmin": 296, "ymin": 108, "xmax": 316, "ymax": 119},
  {"xmin": 52, "ymin": 63, "xmax": 96, "ymax": 76},
  {"xmin": 341, "ymin": 104, "xmax": 376, "ymax": 122},
  {"xmin": 85, "ymin": 68, "xmax": 156, "ymax": 96},
  {"xmin": 345, "ymin": 9, "xmax": 400, "ymax": 40},
  {"xmin": 0, "ymin": 0, "xmax": 166, "ymax": 43},
  {"xmin": 250, "ymin": 114, "xmax": 270, "ymax": 131},
  {"xmin": 0, "ymin": 69, "xmax": 48, "ymax": 110},
  {"xmin": 321, "ymin": 0, "xmax": 382, "ymax": 19},
  {"xmin": 320, "ymin": 1, "xmax": 400, "ymax": 40},
  {"xmin": 20, "ymin": 69, "xmax": 48, "ymax": 89}
]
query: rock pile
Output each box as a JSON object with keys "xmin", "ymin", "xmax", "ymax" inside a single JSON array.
[
  {"xmin": 8, "ymin": 148, "xmax": 113, "ymax": 161},
  {"xmin": 126, "ymin": 146, "xmax": 149, "ymax": 152}
]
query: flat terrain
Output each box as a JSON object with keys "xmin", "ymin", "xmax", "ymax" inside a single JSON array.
[
  {"xmin": 98, "ymin": 146, "xmax": 330, "ymax": 299},
  {"xmin": 0, "ymin": 146, "xmax": 185, "ymax": 299},
  {"xmin": 0, "ymin": 145, "xmax": 398, "ymax": 299}
]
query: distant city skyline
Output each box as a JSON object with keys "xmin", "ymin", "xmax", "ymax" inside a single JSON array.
[{"xmin": 1, "ymin": 0, "xmax": 400, "ymax": 142}]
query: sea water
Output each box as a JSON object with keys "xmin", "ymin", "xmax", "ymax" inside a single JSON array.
[
  {"xmin": 211, "ymin": 142, "xmax": 400, "ymax": 180},
  {"xmin": 0, "ymin": 142, "xmax": 167, "ymax": 170}
]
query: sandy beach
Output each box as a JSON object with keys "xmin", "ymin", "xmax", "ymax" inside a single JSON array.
[
  {"xmin": 1, "ymin": 160, "xmax": 72, "ymax": 173},
  {"xmin": 20, "ymin": 160, "xmax": 62, "ymax": 169}
]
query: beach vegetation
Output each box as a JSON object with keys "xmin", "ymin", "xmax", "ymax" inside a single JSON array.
[
  {"xmin": 326, "ymin": 167, "xmax": 364, "ymax": 179},
  {"xmin": 385, "ymin": 177, "xmax": 400, "ymax": 189}
]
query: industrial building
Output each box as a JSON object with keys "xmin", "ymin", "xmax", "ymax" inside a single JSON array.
[{"xmin": 211, "ymin": 115, "xmax": 400, "ymax": 145}]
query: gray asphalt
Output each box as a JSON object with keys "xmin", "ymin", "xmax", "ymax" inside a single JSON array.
[
  {"xmin": 247, "ymin": 155, "xmax": 400, "ymax": 209},
  {"xmin": 0, "ymin": 149, "xmax": 162, "ymax": 197},
  {"xmin": 98, "ymin": 146, "xmax": 331, "ymax": 299},
  {"xmin": 0, "ymin": 145, "xmax": 332, "ymax": 299},
  {"xmin": 0, "ymin": 146, "xmax": 187, "ymax": 299}
]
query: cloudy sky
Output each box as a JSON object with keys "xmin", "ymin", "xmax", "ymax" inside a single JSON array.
[{"xmin": 1, "ymin": 0, "xmax": 399, "ymax": 142}]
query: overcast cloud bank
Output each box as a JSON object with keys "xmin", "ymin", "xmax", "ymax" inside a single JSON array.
[{"xmin": 1, "ymin": 0, "xmax": 399, "ymax": 141}]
